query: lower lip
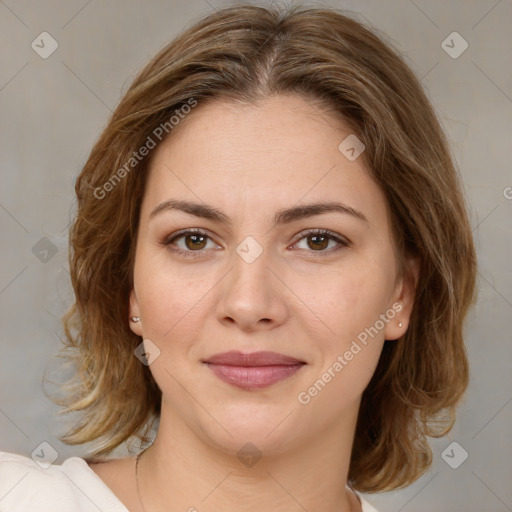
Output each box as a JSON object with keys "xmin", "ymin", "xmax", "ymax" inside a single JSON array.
[{"xmin": 204, "ymin": 363, "xmax": 304, "ymax": 390}]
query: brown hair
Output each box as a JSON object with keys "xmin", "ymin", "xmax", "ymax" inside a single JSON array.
[{"xmin": 48, "ymin": 3, "xmax": 477, "ymax": 493}]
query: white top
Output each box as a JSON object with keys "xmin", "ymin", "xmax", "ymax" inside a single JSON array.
[{"xmin": 0, "ymin": 450, "xmax": 379, "ymax": 511}]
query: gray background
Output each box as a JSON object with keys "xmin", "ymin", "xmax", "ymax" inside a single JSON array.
[{"xmin": 0, "ymin": 0, "xmax": 511, "ymax": 511}]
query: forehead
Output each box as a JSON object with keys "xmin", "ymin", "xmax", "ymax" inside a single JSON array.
[{"xmin": 143, "ymin": 94, "xmax": 389, "ymax": 228}]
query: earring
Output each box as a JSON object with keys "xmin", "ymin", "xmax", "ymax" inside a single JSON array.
[
  {"xmin": 131, "ymin": 316, "xmax": 141, "ymax": 323},
  {"xmin": 398, "ymin": 322, "xmax": 403, "ymax": 328}
]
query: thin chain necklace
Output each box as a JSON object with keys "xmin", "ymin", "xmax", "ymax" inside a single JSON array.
[
  {"xmin": 135, "ymin": 446, "xmax": 360, "ymax": 512},
  {"xmin": 135, "ymin": 447, "xmax": 151, "ymax": 512}
]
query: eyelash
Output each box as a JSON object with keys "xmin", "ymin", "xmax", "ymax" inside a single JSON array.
[{"xmin": 162, "ymin": 228, "xmax": 349, "ymax": 259}]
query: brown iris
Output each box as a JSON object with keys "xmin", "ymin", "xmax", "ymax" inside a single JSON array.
[
  {"xmin": 307, "ymin": 234, "xmax": 329, "ymax": 251},
  {"xmin": 185, "ymin": 233, "xmax": 208, "ymax": 250}
]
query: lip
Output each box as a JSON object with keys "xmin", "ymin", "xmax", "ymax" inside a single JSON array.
[
  {"xmin": 202, "ymin": 351, "xmax": 306, "ymax": 390},
  {"xmin": 203, "ymin": 350, "xmax": 305, "ymax": 366}
]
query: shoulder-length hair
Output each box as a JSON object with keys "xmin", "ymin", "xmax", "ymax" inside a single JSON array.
[{"xmin": 48, "ymin": 3, "xmax": 477, "ymax": 493}]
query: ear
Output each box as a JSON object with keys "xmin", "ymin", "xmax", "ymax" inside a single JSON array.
[
  {"xmin": 129, "ymin": 289, "xmax": 143, "ymax": 336},
  {"xmin": 384, "ymin": 255, "xmax": 420, "ymax": 341}
]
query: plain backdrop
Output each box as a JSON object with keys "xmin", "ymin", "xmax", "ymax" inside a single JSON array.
[{"xmin": 0, "ymin": 1, "xmax": 511, "ymax": 511}]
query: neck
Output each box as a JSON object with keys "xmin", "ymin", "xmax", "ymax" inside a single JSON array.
[{"xmin": 136, "ymin": 401, "xmax": 361, "ymax": 512}]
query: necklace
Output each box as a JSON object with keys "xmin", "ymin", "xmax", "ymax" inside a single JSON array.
[
  {"xmin": 135, "ymin": 447, "xmax": 150, "ymax": 512},
  {"xmin": 135, "ymin": 446, "xmax": 360, "ymax": 512}
]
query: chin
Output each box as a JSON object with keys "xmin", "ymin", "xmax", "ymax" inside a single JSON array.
[{"xmin": 196, "ymin": 402, "xmax": 302, "ymax": 457}]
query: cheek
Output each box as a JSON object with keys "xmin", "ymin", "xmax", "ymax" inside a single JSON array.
[
  {"xmin": 295, "ymin": 267, "xmax": 390, "ymax": 410},
  {"xmin": 133, "ymin": 247, "xmax": 213, "ymax": 342},
  {"xmin": 298, "ymin": 261, "xmax": 393, "ymax": 344},
  {"xmin": 138, "ymin": 275, "xmax": 210, "ymax": 341},
  {"xmin": 294, "ymin": 261, "xmax": 394, "ymax": 406}
]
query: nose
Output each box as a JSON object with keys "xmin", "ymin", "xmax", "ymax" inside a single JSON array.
[{"xmin": 215, "ymin": 241, "xmax": 289, "ymax": 332}]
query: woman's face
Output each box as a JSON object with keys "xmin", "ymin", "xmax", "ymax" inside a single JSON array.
[{"xmin": 129, "ymin": 93, "xmax": 417, "ymax": 455}]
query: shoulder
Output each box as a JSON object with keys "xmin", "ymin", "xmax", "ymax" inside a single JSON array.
[
  {"xmin": 0, "ymin": 450, "xmax": 128, "ymax": 512},
  {"xmin": 0, "ymin": 450, "xmax": 76, "ymax": 511},
  {"xmin": 357, "ymin": 492, "xmax": 380, "ymax": 512}
]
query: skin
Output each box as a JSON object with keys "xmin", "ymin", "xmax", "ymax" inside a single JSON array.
[{"xmin": 89, "ymin": 93, "xmax": 419, "ymax": 512}]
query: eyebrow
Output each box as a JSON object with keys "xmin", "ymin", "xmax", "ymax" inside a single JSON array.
[{"xmin": 149, "ymin": 199, "xmax": 368, "ymax": 225}]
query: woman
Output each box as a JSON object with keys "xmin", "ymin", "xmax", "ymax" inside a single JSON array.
[{"xmin": 0, "ymin": 4, "xmax": 476, "ymax": 511}]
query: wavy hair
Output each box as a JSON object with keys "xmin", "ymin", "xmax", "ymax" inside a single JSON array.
[{"xmin": 47, "ymin": 3, "xmax": 477, "ymax": 493}]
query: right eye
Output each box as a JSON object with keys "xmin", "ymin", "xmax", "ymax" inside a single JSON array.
[{"xmin": 163, "ymin": 229, "xmax": 221, "ymax": 257}]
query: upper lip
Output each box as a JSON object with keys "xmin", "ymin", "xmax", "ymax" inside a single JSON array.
[{"xmin": 202, "ymin": 351, "xmax": 305, "ymax": 366}]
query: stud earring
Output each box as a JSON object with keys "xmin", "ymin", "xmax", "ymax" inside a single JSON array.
[
  {"xmin": 131, "ymin": 316, "xmax": 141, "ymax": 323},
  {"xmin": 398, "ymin": 322, "xmax": 403, "ymax": 328}
]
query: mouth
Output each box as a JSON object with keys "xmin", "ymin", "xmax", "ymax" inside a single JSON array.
[{"xmin": 202, "ymin": 351, "xmax": 306, "ymax": 390}]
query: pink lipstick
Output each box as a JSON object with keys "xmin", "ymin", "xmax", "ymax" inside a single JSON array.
[{"xmin": 202, "ymin": 351, "xmax": 305, "ymax": 390}]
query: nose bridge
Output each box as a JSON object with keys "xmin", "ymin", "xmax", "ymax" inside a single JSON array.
[
  {"xmin": 216, "ymin": 233, "xmax": 287, "ymax": 327},
  {"xmin": 230, "ymin": 234, "xmax": 273, "ymax": 298}
]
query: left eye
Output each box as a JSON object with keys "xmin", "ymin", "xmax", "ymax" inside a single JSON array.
[
  {"xmin": 163, "ymin": 229, "xmax": 348, "ymax": 257},
  {"xmin": 293, "ymin": 230, "xmax": 347, "ymax": 253}
]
